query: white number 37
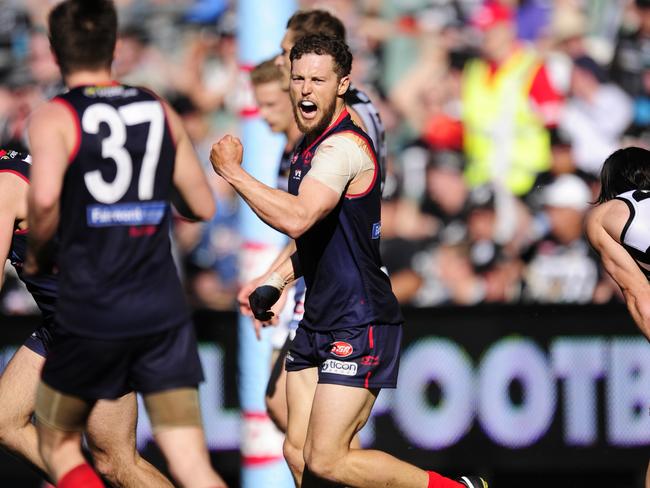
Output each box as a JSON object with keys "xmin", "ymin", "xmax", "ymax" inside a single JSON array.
[{"xmin": 82, "ymin": 101, "xmax": 164, "ymax": 204}]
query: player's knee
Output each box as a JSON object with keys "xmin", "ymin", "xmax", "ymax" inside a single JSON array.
[
  {"xmin": 88, "ymin": 439, "xmax": 133, "ymax": 483},
  {"xmin": 303, "ymin": 442, "xmax": 345, "ymax": 483},
  {"xmin": 92, "ymin": 451, "xmax": 121, "ymax": 484},
  {"xmin": 304, "ymin": 448, "xmax": 341, "ymax": 483}
]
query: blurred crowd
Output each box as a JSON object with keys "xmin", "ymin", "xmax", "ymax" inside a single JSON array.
[{"xmin": 2, "ymin": 0, "xmax": 649, "ymax": 313}]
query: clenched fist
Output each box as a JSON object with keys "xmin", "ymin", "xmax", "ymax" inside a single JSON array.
[{"xmin": 210, "ymin": 135, "xmax": 244, "ymax": 177}]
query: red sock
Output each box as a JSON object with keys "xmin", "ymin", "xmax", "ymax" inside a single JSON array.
[
  {"xmin": 427, "ymin": 471, "xmax": 464, "ymax": 488},
  {"xmin": 58, "ymin": 463, "xmax": 104, "ymax": 488}
]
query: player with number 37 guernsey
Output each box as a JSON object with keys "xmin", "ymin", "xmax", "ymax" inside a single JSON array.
[{"xmin": 26, "ymin": 1, "xmax": 226, "ymax": 487}]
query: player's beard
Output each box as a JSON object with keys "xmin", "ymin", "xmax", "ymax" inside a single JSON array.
[{"xmin": 293, "ymin": 94, "xmax": 337, "ymax": 138}]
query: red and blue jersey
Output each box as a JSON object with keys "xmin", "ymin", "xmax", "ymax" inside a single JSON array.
[
  {"xmin": 53, "ymin": 84, "xmax": 190, "ymax": 339},
  {"xmin": 288, "ymin": 110, "xmax": 403, "ymax": 331}
]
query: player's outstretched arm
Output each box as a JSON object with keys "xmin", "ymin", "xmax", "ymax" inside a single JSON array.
[
  {"xmin": 0, "ymin": 173, "xmax": 25, "ymax": 288},
  {"xmin": 210, "ymin": 136, "xmax": 342, "ymax": 239},
  {"xmin": 26, "ymin": 102, "xmax": 71, "ymax": 274},
  {"xmin": 163, "ymin": 99, "xmax": 216, "ymax": 222},
  {"xmin": 586, "ymin": 203, "xmax": 650, "ymax": 341}
]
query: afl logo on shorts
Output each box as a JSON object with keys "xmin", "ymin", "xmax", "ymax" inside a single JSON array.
[{"xmin": 331, "ymin": 341, "xmax": 353, "ymax": 358}]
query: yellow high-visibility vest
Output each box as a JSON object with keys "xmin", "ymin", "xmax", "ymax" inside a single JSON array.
[{"xmin": 462, "ymin": 48, "xmax": 551, "ymax": 196}]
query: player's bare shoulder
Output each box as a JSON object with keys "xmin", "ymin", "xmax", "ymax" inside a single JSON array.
[
  {"xmin": 586, "ymin": 199, "xmax": 629, "ymax": 246},
  {"xmin": 31, "ymin": 98, "xmax": 75, "ymax": 127},
  {"xmin": 320, "ymin": 131, "xmax": 374, "ymax": 161},
  {"xmin": 29, "ymin": 98, "xmax": 78, "ymax": 150}
]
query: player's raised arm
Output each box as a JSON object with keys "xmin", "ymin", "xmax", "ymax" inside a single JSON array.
[
  {"xmin": 586, "ymin": 202, "xmax": 650, "ymax": 340},
  {"xmin": 210, "ymin": 135, "xmax": 340, "ymax": 239},
  {"xmin": 163, "ymin": 99, "xmax": 216, "ymax": 222},
  {"xmin": 26, "ymin": 102, "xmax": 72, "ymax": 273}
]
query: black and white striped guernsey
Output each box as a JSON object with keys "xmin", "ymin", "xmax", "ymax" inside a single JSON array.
[
  {"xmin": 617, "ymin": 189, "xmax": 650, "ymax": 280},
  {"xmin": 345, "ymin": 86, "xmax": 386, "ymax": 192}
]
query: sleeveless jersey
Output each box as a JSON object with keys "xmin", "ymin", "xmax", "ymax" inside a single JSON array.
[
  {"xmin": 288, "ymin": 109, "xmax": 403, "ymax": 331},
  {"xmin": 0, "ymin": 150, "xmax": 58, "ymax": 324},
  {"xmin": 345, "ymin": 86, "xmax": 386, "ymax": 192},
  {"xmin": 53, "ymin": 84, "xmax": 190, "ymax": 339},
  {"xmin": 616, "ymin": 189, "xmax": 650, "ymax": 280}
]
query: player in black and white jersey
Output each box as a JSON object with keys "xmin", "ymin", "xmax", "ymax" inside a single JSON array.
[
  {"xmin": 26, "ymin": 1, "xmax": 226, "ymax": 487},
  {"xmin": 586, "ymin": 146, "xmax": 650, "ymax": 488},
  {"xmin": 0, "ymin": 149, "xmax": 172, "ymax": 487},
  {"xmin": 586, "ymin": 146, "xmax": 650, "ymax": 341}
]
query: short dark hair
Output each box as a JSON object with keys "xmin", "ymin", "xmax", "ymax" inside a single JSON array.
[
  {"xmin": 250, "ymin": 59, "xmax": 284, "ymax": 86},
  {"xmin": 290, "ymin": 35, "xmax": 352, "ymax": 79},
  {"xmin": 286, "ymin": 10, "xmax": 346, "ymax": 41},
  {"xmin": 48, "ymin": 0, "xmax": 117, "ymax": 76},
  {"xmin": 596, "ymin": 147, "xmax": 650, "ymax": 203}
]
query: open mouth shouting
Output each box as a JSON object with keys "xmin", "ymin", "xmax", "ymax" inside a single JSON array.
[{"xmin": 299, "ymin": 99, "xmax": 318, "ymax": 120}]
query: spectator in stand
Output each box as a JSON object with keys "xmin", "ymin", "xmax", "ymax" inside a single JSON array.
[
  {"xmin": 379, "ymin": 193, "xmax": 426, "ymax": 304},
  {"xmin": 609, "ymin": 0, "xmax": 650, "ymax": 144},
  {"xmin": 528, "ymin": 127, "xmax": 585, "ymax": 210},
  {"xmin": 113, "ymin": 24, "xmax": 170, "ymax": 95},
  {"xmin": 387, "ymin": 150, "xmax": 483, "ymax": 306},
  {"xmin": 419, "ymin": 150, "xmax": 471, "ymax": 244},
  {"xmin": 177, "ymin": 14, "xmax": 239, "ymax": 115},
  {"xmin": 0, "ymin": 68, "xmax": 42, "ymax": 153},
  {"xmin": 610, "ymin": 0, "xmax": 650, "ymax": 99},
  {"xmin": 473, "ymin": 248, "xmax": 523, "ymax": 303},
  {"xmin": 462, "ymin": 1, "xmax": 563, "ymax": 197},
  {"xmin": 522, "ymin": 174, "xmax": 609, "ymax": 303},
  {"xmin": 559, "ymin": 55, "xmax": 633, "ymax": 176},
  {"xmin": 465, "ymin": 183, "xmax": 526, "ymax": 303},
  {"xmin": 388, "ymin": 21, "xmax": 466, "ymax": 152},
  {"xmin": 26, "ymin": 29, "xmax": 62, "ymax": 99}
]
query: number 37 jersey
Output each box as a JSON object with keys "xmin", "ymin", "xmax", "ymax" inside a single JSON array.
[{"xmin": 54, "ymin": 84, "xmax": 189, "ymax": 339}]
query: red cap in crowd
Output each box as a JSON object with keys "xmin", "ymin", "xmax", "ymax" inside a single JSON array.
[{"xmin": 471, "ymin": 1, "xmax": 514, "ymax": 31}]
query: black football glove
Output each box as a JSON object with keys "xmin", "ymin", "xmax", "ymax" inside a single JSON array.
[{"xmin": 249, "ymin": 285, "xmax": 281, "ymax": 322}]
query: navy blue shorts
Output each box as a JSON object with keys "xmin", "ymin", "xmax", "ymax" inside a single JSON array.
[
  {"xmin": 41, "ymin": 323, "xmax": 204, "ymax": 400},
  {"xmin": 24, "ymin": 324, "xmax": 54, "ymax": 357},
  {"xmin": 285, "ymin": 324, "xmax": 402, "ymax": 389}
]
